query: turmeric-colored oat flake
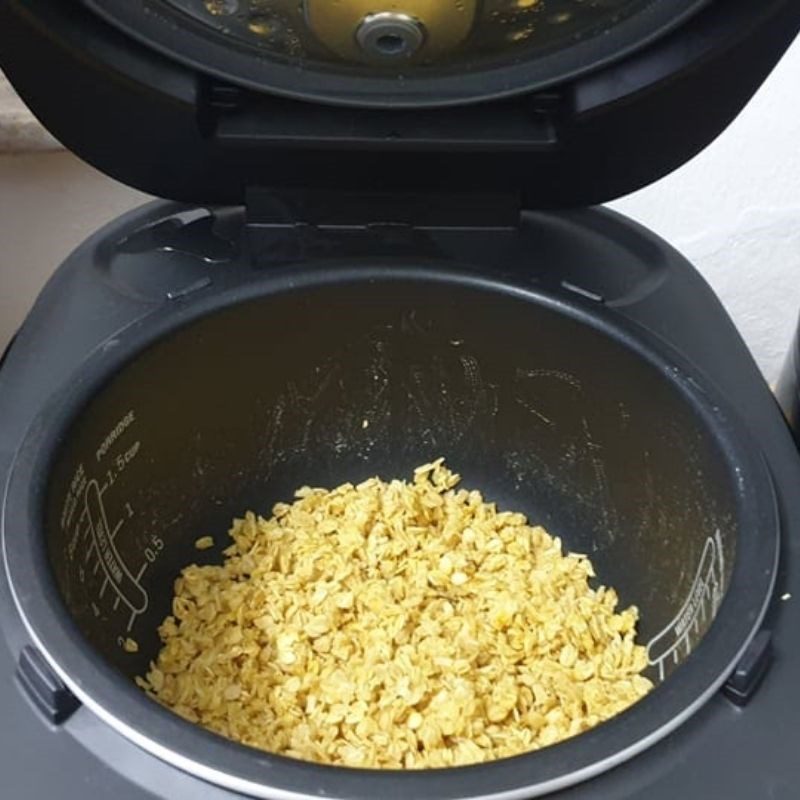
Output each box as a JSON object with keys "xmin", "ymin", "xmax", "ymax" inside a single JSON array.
[{"xmin": 138, "ymin": 459, "xmax": 652, "ymax": 768}]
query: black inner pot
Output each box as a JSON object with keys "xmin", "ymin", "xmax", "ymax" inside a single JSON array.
[{"xmin": 28, "ymin": 271, "xmax": 775, "ymax": 798}]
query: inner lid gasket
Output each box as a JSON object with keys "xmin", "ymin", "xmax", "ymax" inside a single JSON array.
[{"xmin": 81, "ymin": 0, "xmax": 711, "ymax": 108}]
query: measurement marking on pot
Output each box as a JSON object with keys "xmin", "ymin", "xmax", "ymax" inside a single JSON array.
[
  {"xmin": 646, "ymin": 531, "xmax": 725, "ymax": 680},
  {"xmin": 67, "ymin": 511, "xmax": 92, "ymax": 560},
  {"xmin": 84, "ymin": 479, "xmax": 148, "ymax": 616},
  {"xmin": 124, "ymin": 563, "xmax": 153, "ymax": 632}
]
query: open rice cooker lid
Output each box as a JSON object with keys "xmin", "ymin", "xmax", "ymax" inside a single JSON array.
[
  {"xmin": 1, "ymin": 0, "xmax": 799, "ymax": 205},
  {"xmin": 77, "ymin": 0, "xmax": 711, "ymax": 107}
]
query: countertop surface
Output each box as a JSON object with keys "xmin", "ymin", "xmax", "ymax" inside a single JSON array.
[{"xmin": 0, "ymin": 73, "xmax": 60, "ymax": 153}]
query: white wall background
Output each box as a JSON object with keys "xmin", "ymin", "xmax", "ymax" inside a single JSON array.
[
  {"xmin": 1, "ymin": 38, "xmax": 799, "ymax": 382},
  {"xmin": 610, "ymin": 38, "xmax": 800, "ymax": 383}
]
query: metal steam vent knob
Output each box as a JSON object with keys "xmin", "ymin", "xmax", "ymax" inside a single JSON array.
[{"xmin": 356, "ymin": 12, "xmax": 427, "ymax": 59}]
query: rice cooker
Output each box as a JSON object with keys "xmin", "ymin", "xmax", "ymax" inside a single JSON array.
[{"xmin": 1, "ymin": 1, "xmax": 800, "ymax": 798}]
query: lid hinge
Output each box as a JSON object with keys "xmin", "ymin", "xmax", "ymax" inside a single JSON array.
[
  {"xmin": 245, "ymin": 188, "xmax": 522, "ymax": 266},
  {"xmin": 246, "ymin": 188, "xmax": 522, "ymax": 230}
]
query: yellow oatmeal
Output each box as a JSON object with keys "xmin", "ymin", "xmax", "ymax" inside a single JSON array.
[{"xmin": 137, "ymin": 459, "xmax": 652, "ymax": 768}]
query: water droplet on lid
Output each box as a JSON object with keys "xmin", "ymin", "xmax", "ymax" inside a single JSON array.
[
  {"xmin": 509, "ymin": 27, "xmax": 534, "ymax": 42},
  {"xmin": 204, "ymin": 0, "xmax": 238, "ymax": 16},
  {"xmin": 248, "ymin": 15, "xmax": 274, "ymax": 36}
]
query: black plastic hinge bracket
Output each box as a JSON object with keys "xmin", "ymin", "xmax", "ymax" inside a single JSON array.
[
  {"xmin": 722, "ymin": 630, "xmax": 773, "ymax": 707},
  {"xmin": 246, "ymin": 188, "xmax": 521, "ymax": 231},
  {"xmin": 206, "ymin": 81, "xmax": 246, "ymax": 112},
  {"xmin": 244, "ymin": 188, "xmax": 522, "ymax": 266},
  {"xmin": 15, "ymin": 645, "xmax": 80, "ymax": 725}
]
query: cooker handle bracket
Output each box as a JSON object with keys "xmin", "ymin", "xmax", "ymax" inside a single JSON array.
[
  {"xmin": 15, "ymin": 645, "xmax": 81, "ymax": 727},
  {"xmin": 722, "ymin": 629, "xmax": 774, "ymax": 707}
]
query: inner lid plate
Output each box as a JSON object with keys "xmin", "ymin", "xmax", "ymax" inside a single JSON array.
[{"xmin": 82, "ymin": 0, "xmax": 710, "ymax": 107}]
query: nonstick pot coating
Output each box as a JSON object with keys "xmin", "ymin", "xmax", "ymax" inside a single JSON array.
[
  {"xmin": 47, "ymin": 279, "xmax": 737, "ymax": 681},
  {"xmin": 4, "ymin": 269, "xmax": 777, "ymax": 799}
]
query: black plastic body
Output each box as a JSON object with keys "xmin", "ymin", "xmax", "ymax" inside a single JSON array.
[
  {"xmin": 1, "ymin": 203, "xmax": 799, "ymax": 798},
  {"xmin": 777, "ymin": 322, "xmax": 800, "ymax": 442},
  {"xmin": 1, "ymin": 0, "xmax": 799, "ymax": 207},
  {"xmin": 1, "ymin": 204, "xmax": 779, "ymax": 799}
]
